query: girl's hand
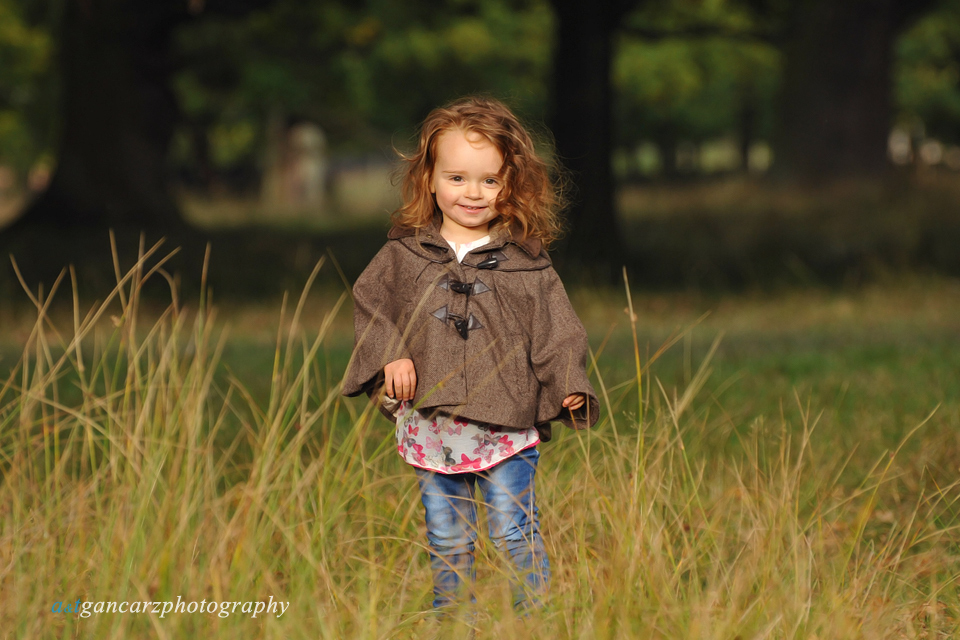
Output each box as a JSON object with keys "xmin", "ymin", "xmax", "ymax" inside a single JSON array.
[
  {"xmin": 384, "ymin": 359, "xmax": 417, "ymax": 400},
  {"xmin": 562, "ymin": 393, "xmax": 586, "ymax": 412}
]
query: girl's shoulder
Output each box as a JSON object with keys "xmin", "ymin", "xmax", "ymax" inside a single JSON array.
[
  {"xmin": 363, "ymin": 225, "xmax": 444, "ymax": 261},
  {"xmin": 463, "ymin": 233, "xmax": 552, "ymax": 273}
]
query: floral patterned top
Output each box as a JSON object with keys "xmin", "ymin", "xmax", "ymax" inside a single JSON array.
[{"xmin": 395, "ymin": 401, "xmax": 540, "ymax": 474}]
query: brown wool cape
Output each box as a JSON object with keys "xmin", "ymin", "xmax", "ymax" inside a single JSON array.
[{"xmin": 342, "ymin": 220, "xmax": 599, "ymax": 441}]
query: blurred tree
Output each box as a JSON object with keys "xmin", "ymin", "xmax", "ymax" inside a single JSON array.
[
  {"xmin": 5, "ymin": 0, "xmax": 553, "ymax": 236},
  {"xmin": 616, "ymin": 0, "xmax": 779, "ymax": 178},
  {"xmin": 0, "ymin": 0, "xmax": 54, "ymax": 177},
  {"xmin": 171, "ymin": 0, "xmax": 552, "ymax": 188},
  {"xmin": 614, "ymin": 36, "xmax": 779, "ymax": 178},
  {"xmin": 10, "ymin": 1, "xmax": 188, "ymax": 232},
  {"xmin": 549, "ymin": 0, "xmax": 641, "ymax": 278},
  {"xmin": 178, "ymin": 0, "xmax": 638, "ymax": 272},
  {"xmin": 895, "ymin": 0, "xmax": 960, "ymax": 146},
  {"xmin": 352, "ymin": 0, "xmax": 551, "ymax": 139},
  {"xmin": 4, "ymin": 0, "xmax": 956, "ymax": 251},
  {"xmin": 614, "ymin": 0, "xmax": 943, "ymax": 181},
  {"xmin": 7, "ymin": 0, "xmax": 274, "ymax": 236},
  {"xmin": 761, "ymin": 0, "xmax": 940, "ymax": 180}
]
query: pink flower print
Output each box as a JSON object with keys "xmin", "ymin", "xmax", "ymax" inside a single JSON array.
[
  {"xmin": 425, "ymin": 436, "xmax": 442, "ymax": 453},
  {"xmin": 428, "ymin": 420, "xmax": 442, "ymax": 435}
]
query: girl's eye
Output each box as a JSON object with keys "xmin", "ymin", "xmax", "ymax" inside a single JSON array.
[
  {"xmin": 484, "ymin": 178, "xmax": 499, "ymax": 186},
  {"xmin": 450, "ymin": 176, "xmax": 463, "ymax": 182}
]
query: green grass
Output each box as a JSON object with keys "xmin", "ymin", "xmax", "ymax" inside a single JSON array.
[{"xmin": 1, "ymin": 247, "xmax": 959, "ymax": 638}]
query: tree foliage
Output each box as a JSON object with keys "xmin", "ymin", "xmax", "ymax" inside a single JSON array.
[
  {"xmin": 615, "ymin": 36, "xmax": 779, "ymax": 153},
  {"xmin": 896, "ymin": 0, "xmax": 960, "ymax": 142},
  {"xmin": 0, "ymin": 0, "xmax": 53, "ymax": 173},
  {"xmin": 172, "ymin": 0, "xmax": 552, "ymax": 185},
  {"xmin": 0, "ymin": 0, "xmax": 958, "ymax": 229}
]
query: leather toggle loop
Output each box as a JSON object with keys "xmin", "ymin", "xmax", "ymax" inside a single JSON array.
[
  {"xmin": 451, "ymin": 316, "xmax": 469, "ymax": 339},
  {"xmin": 476, "ymin": 250, "xmax": 507, "ymax": 270},
  {"xmin": 449, "ymin": 281, "xmax": 473, "ymax": 294},
  {"xmin": 431, "ymin": 306, "xmax": 483, "ymax": 339},
  {"xmin": 437, "ymin": 273, "xmax": 491, "ymax": 295},
  {"xmin": 472, "ymin": 277, "xmax": 490, "ymax": 294}
]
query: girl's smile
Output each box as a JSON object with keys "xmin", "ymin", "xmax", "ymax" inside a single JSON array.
[{"xmin": 430, "ymin": 129, "xmax": 504, "ymax": 244}]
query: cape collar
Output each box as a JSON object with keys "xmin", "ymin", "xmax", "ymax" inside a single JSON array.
[{"xmin": 387, "ymin": 218, "xmax": 543, "ymax": 258}]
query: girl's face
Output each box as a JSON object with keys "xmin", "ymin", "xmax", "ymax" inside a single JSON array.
[{"xmin": 430, "ymin": 129, "xmax": 504, "ymax": 244}]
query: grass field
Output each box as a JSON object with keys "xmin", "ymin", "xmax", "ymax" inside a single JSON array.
[{"xmin": 1, "ymin": 249, "xmax": 959, "ymax": 638}]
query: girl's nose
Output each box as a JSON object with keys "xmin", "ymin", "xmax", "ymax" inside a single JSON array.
[{"xmin": 465, "ymin": 181, "xmax": 481, "ymax": 198}]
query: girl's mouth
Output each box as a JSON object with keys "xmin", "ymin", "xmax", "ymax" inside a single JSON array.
[{"xmin": 459, "ymin": 204, "xmax": 486, "ymax": 213}]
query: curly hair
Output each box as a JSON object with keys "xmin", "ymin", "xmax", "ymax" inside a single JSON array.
[{"xmin": 392, "ymin": 95, "xmax": 566, "ymax": 248}]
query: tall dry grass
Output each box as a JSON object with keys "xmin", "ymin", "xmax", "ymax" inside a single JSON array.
[{"xmin": 1, "ymin": 244, "xmax": 958, "ymax": 639}]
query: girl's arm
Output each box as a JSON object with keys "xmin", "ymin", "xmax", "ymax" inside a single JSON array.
[
  {"xmin": 343, "ymin": 245, "xmax": 412, "ymax": 399},
  {"xmin": 527, "ymin": 268, "xmax": 599, "ymax": 430}
]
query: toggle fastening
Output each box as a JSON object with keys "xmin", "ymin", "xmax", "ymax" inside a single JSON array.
[
  {"xmin": 437, "ymin": 274, "xmax": 491, "ymax": 296},
  {"xmin": 431, "ymin": 305, "xmax": 484, "ymax": 339}
]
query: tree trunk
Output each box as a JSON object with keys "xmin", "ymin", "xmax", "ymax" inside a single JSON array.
[
  {"xmin": 774, "ymin": 0, "xmax": 934, "ymax": 181},
  {"xmin": 10, "ymin": 1, "xmax": 188, "ymax": 233},
  {"xmin": 549, "ymin": 0, "xmax": 634, "ymax": 280}
]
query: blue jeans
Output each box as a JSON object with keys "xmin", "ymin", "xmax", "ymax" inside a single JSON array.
[{"xmin": 415, "ymin": 446, "xmax": 550, "ymax": 611}]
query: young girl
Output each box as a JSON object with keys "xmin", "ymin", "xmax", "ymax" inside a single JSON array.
[{"xmin": 342, "ymin": 96, "xmax": 598, "ymax": 612}]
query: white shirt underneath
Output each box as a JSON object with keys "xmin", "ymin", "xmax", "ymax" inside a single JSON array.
[{"xmin": 445, "ymin": 235, "xmax": 490, "ymax": 262}]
